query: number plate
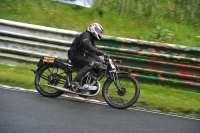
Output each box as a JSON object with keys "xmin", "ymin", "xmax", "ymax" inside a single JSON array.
[
  {"xmin": 43, "ymin": 57, "xmax": 55, "ymax": 63},
  {"xmin": 109, "ymin": 59, "xmax": 116, "ymax": 69}
]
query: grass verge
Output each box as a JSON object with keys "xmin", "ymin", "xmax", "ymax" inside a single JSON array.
[{"xmin": 0, "ymin": 63, "xmax": 199, "ymax": 118}]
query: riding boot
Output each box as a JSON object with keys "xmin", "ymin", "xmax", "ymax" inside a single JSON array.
[{"xmin": 71, "ymin": 81, "xmax": 84, "ymax": 90}]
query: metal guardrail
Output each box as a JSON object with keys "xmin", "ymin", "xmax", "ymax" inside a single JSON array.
[
  {"xmin": 0, "ymin": 19, "xmax": 200, "ymax": 92},
  {"xmin": 96, "ymin": 37, "xmax": 200, "ymax": 92},
  {"xmin": 0, "ymin": 19, "xmax": 79, "ymax": 65}
]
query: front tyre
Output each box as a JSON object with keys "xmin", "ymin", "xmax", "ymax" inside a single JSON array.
[
  {"xmin": 102, "ymin": 74, "xmax": 140, "ymax": 109},
  {"xmin": 35, "ymin": 63, "xmax": 69, "ymax": 98}
]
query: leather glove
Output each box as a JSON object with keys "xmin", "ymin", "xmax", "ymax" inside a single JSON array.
[
  {"xmin": 103, "ymin": 52, "xmax": 109, "ymax": 57},
  {"xmin": 96, "ymin": 50, "xmax": 104, "ymax": 56},
  {"xmin": 96, "ymin": 50, "xmax": 109, "ymax": 57}
]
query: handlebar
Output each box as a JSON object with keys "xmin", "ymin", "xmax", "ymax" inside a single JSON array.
[
  {"xmin": 103, "ymin": 54, "xmax": 122, "ymax": 65},
  {"xmin": 113, "ymin": 59, "xmax": 122, "ymax": 64}
]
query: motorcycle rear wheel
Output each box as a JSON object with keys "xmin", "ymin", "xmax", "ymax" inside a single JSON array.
[
  {"xmin": 35, "ymin": 64, "xmax": 70, "ymax": 98},
  {"xmin": 102, "ymin": 74, "xmax": 140, "ymax": 109}
]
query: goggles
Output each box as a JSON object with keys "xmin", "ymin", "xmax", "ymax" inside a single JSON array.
[{"xmin": 94, "ymin": 27, "xmax": 103, "ymax": 35}]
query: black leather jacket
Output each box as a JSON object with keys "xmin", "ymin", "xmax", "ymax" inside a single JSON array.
[{"xmin": 71, "ymin": 31, "xmax": 100, "ymax": 55}]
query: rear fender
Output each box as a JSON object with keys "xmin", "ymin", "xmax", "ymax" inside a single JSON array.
[
  {"xmin": 32, "ymin": 57, "xmax": 72, "ymax": 88},
  {"xmin": 32, "ymin": 57, "xmax": 71, "ymax": 75},
  {"xmin": 31, "ymin": 57, "xmax": 54, "ymax": 74}
]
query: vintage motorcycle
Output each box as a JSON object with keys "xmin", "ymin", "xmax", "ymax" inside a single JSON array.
[{"xmin": 32, "ymin": 53, "xmax": 140, "ymax": 109}]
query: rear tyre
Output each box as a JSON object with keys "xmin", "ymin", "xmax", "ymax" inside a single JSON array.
[{"xmin": 34, "ymin": 63, "xmax": 70, "ymax": 98}]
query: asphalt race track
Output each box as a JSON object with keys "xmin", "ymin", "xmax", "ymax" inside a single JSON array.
[{"xmin": 0, "ymin": 86, "xmax": 200, "ymax": 133}]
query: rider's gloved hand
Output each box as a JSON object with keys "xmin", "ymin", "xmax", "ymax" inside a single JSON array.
[
  {"xmin": 96, "ymin": 50, "xmax": 104, "ymax": 56},
  {"xmin": 96, "ymin": 50, "xmax": 108, "ymax": 57},
  {"xmin": 103, "ymin": 52, "xmax": 109, "ymax": 58}
]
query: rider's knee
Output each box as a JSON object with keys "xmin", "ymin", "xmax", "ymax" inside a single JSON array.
[{"xmin": 88, "ymin": 60, "xmax": 94, "ymax": 68}]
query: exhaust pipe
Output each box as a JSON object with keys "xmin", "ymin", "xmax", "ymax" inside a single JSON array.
[{"xmin": 44, "ymin": 81, "xmax": 101, "ymax": 97}]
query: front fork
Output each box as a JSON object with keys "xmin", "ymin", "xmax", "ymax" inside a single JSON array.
[{"xmin": 109, "ymin": 70, "xmax": 122, "ymax": 91}]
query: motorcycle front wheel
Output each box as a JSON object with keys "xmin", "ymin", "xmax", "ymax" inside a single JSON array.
[{"xmin": 102, "ymin": 73, "xmax": 140, "ymax": 109}]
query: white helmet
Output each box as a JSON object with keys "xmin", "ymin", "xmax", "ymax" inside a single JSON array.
[{"xmin": 87, "ymin": 23, "xmax": 103, "ymax": 40}]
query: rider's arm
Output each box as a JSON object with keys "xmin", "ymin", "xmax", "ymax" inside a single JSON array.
[
  {"xmin": 83, "ymin": 38, "xmax": 97, "ymax": 53},
  {"xmin": 81, "ymin": 33, "xmax": 102, "ymax": 55}
]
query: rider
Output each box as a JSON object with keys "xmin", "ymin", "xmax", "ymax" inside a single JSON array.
[{"xmin": 68, "ymin": 23, "xmax": 106, "ymax": 89}]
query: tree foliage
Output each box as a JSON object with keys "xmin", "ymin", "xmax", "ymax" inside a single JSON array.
[{"xmin": 95, "ymin": 0, "xmax": 200, "ymax": 26}]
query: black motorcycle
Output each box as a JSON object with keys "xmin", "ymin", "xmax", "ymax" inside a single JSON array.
[{"xmin": 32, "ymin": 54, "xmax": 140, "ymax": 109}]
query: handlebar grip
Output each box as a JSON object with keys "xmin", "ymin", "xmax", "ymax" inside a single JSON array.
[{"xmin": 113, "ymin": 59, "xmax": 122, "ymax": 64}]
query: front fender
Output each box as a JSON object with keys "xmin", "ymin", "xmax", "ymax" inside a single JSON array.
[{"xmin": 116, "ymin": 71, "xmax": 130, "ymax": 75}]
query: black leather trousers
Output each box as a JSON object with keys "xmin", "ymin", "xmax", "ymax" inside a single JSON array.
[{"xmin": 68, "ymin": 48, "xmax": 94, "ymax": 82}]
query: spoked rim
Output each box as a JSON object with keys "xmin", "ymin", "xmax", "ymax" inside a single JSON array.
[{"xmin": 37, "ymin": 66, "xmax": 67, "ymax": 94}]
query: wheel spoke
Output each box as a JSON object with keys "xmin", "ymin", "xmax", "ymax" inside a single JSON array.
[
  {"xmin": 40, "ymin": 74, "xmax": 48, "ymax": 80},
  {"xmin": 35, "ymin": 65, "xmax": 69, "ymax": 95},
  {"xmin": 47, "ymin": 68, "xmax": 52, "ymax": 74}
]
